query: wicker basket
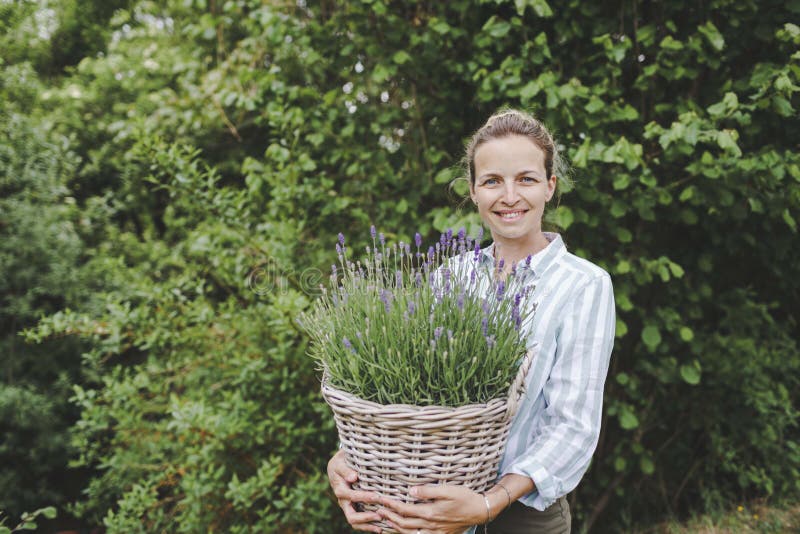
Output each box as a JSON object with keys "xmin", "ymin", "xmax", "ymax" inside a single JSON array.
[{"xmin": 321, "ymin": 347, "xmax": 536, "ymax": 530}]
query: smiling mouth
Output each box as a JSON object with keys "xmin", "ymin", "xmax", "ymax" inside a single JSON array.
[{"xmin": 494, "ymin": 210, "xmax": 528, "ymax": 221}]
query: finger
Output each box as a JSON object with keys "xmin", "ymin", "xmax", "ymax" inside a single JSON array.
[
  {"xmin": 377, "ymin": 506, "xmax": 427, "ymax": 530},
  {"xmin": 378, "ymin": 495, "xmax": 432, "ymax": 518},
  {"xmin": 410, "ymin": 484, "xmax": 455, "ymax": 501},
  {"xmin": 335, "ymin": 486, "xmax": 383, "ymax": 504},
  {"xmin": 329, "ymin": 450, "xmax": 360, "ymax": 483},
  {"xmin": 342, "ymin": 501, "xmax": 383, "ymax": 532}
]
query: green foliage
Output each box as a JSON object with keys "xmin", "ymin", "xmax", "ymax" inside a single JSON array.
[
  {"xmin": 0, "ymin": 506, "xmax": 57, "ymax": 534},
  {"xmin": 303, "ymin": 230, "xmax": 531, "ymax": 406},
  {"xmin": 3, "ymin": 0, "xmax": 799, "ymax": 532}
]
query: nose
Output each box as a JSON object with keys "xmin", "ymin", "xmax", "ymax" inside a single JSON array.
[{"xmin": 501, "ymin": 181, "xmax": 520, "ymax": 204}]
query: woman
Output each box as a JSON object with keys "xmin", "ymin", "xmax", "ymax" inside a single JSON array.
[{"xmin": 327, "ymin": 109, "xmax": 616, "ymax": 533}]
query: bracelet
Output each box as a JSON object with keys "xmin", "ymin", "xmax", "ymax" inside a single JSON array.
[
  {"xmin": 495, "ymin": 482, "xmax": 512, "ymax": 508},
  {"xmin": 482, "ymin": 493, "xmax": 491, "ymax": 533}
]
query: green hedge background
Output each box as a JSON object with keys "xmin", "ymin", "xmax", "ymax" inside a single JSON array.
[{"xmin": 1, "ymin": 0, "xmax": 798, "ymax": 532}]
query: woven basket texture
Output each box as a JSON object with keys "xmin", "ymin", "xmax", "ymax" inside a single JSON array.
[{"xmin": 321, "ymin": 347, "xmax": 536, "ymax": 531}]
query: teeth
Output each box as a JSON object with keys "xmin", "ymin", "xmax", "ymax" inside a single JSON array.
[{"xmin": 499, "ymin": 211, "xmax": 523, "ymax": 220}]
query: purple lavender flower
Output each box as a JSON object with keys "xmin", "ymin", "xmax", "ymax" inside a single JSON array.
[
  {"xmin": 512, "ymin": 294, "xmax": 522, "ymax": 331},
  {"xmin": 427, "ymin": 246, "xmax": 435, "ymax": 262},
  {"xmin": 370, "ymin": 225, "xmax": 377, "ymax": 239},
  {"xmin": 457, "ymin": 227, "xmax": 466, "ymax": 241},
  {"xmin": 331, "ymin": 264, "xmax": 337, "ymax": 277},
  {"xmin": 380, "ymin": 289, "xmax": 392, "ymax": 312},
  {"xmin": 470, "ymin": 268, "xmax": 477, "ymax": 285},
  {"xmin": 481, "ymin": 316, "xmax": 489, "ymax": 337},
  {"xmin": 456, "ymin": 292, "xmax": 465, "ymax": 311},
  {"xmin": 415, "ymin": 232, "xmax": 422, "ymax": 248},
  {"xmin": 445, "ymin": 228, "xmax": 453, "ymax": 242},
  {"xmin": 434, "ymin": 326, "xmax": 444, "ymax": 340},
  {"xmin": 336, "ymin": 243, "xmax": 342, "ymax": 255},
  {"xmin": 415, "ymin": 271, "xmax": 423, "ymax": 288},
  {"xmin": 404, "ymin": 243, "xmax": 411, "ymax": 255},
  {"xmin": 379, "ymin": 233, "xmax": 385, "ymax": 246},
  {"xmin": 343, "ymin": 337, "xmax": 355, "ymax": 353},
  {"xmin": 496, "ymin": 280, "xmax": 505, "ymax": 301},
  {"xmin": 338, "ymin": 233, "xmax": 345, "ymax": 246},
  {"xmin": 477, "ymin": 227, "xmax": 484, "ymax": 241},
  {"xmin": 395, "ymin": 270, "xmax": 403, "ymax": 288},
  {"xmin": 498, "ymin": 258, "xmax": 505, "ymax": 272},
  {"xmin": 407, "ymin": 301, "xmax": 416, "ymax": 315},
  {"xmin": 525, "ymin": 254, "xmax": 533, "ymax": 267},
  {"xmin": 473, "ymin": 242, "xmax": 481, "ymax": 261}
]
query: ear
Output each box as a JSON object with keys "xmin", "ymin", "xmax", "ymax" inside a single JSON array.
[
  {"xmin": 469, "ymin": 182, "xmax": 477, "ymax": 204},
  {"xmin": 545, "ymin": 175, "xmax": 557, "ymax": 202}
]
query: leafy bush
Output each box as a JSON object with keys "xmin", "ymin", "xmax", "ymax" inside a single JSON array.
[{"xmin": 6, "ymin": 0, "xmax": 800, "ymax": 532}]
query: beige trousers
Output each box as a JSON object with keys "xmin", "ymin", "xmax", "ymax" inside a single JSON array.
[{"xmin": 487, "ymin": 496, "xmax": 571, "ymax": 534}]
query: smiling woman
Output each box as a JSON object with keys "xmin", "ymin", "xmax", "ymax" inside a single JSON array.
[
  {"xmin": 327, "ymin": 109, "xmax": 616, "ymax": 534},
  {"xmin": 470, "ymin": 134, "xmax": 556, "ymax": 263}
]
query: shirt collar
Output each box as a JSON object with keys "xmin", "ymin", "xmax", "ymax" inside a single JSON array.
[{"xmin": 478, "ymin": 232, "xmax": 566, "ymax": 277}]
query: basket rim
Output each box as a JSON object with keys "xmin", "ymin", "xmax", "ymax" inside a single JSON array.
[{"xmin": 320, "ymin": 344, "xmax": 538, "ymax": 415}]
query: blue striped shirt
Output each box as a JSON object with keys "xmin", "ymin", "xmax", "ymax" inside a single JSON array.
[{"xmin": 460, "ymin": 232, "xmax": 616, "ymax": 521}]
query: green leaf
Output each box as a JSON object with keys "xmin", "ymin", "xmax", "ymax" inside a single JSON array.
[
  {"xmin": 614, "ymin": 456, "xmax": 627, "ymax": 471},
  {"xmin": 616, "ymin": 372, "xmax": 630, "ymax": 385},
  {"xmin": 37, "ymin": 507, "xmax": 57, "ymax": 519},
  {"xmin": 782, "ymin": 209, "xmax": 797, "ymax": 232},
  {"xmin": 616, "ymin": 318, "xmax": 628, "ymax": 338},
  {"xmin": 698, "ymin": 21, "xmax": 725, "ymax": 51},
  {"xmin": 716, "ymin": 130, "xmax": 742, "ymax": 157},
  {"xmin": 668, "ymin": 261, "xmax": 684, "ymax": 278},
  {"xmin": 680, "ymin": 361, "xmax": 702, "ymax": 385},
  {"xmin": 514, "ymin": 0, "xmax": 554, "ymax": 16},
  {"xmin": 640, "ymin": 456, "xmax": 655, "ymax": 475},
  {"xmin": 483, "ymin": 17, "xmax": 511, "ymax": 38},
  {"xmin": 519, "ymin": 80, "xmax": 542, "ymax": 101},
  {"xmin": 549, "ymin": 205, "xmax": 574, "ymax": 229},
  {"xmin": 613, "ymin": 174, "xmax": 630, "ymax": 190},
  {"xmin": 616, "ymin": 227, "xmax": 633, "ymax": 243},
  {"xmin": 620, "ymin": 408, "xmax": 639, "ymax": 430},
  {"xmin": 679, "ymin": 327, "xmax": 694, "ymax": 342},
  {"xmin": 392, "ymin": 51, "xmax": 412, "ymax": 65},
  {"xmin": 642, "ymin": 325, "xmax": 661, "ymax": 351}
]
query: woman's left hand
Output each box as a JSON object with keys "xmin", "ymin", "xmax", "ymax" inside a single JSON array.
[{"xmin": 376, "ymin": 484, "xmax": 488, "ymax": 534}]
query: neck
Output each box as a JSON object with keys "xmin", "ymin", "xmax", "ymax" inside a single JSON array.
[{"xmin": 492, "ymin": 232, "xmax": 550, "ymax": 270}]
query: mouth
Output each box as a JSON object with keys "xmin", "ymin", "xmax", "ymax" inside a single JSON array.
[{"xmin": 493, "ymin": 209, "xmax": 528, "ymax": 221}]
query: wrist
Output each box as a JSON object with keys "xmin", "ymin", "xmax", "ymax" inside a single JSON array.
[{"xmin": 484, "ymin": 488, "xmax": 510, "ymax": 521}]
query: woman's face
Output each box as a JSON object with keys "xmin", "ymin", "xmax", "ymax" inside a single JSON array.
[{"xmin": 470, "ymin": 134, "xmax": 556, "ymax": 246}]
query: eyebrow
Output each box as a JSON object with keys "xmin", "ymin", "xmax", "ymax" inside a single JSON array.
[{"xmin": 478, "ymin": 170, "xmax": 546, "ymax": 180}]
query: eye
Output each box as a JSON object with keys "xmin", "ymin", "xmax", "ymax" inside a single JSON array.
[
  {"xmin": 519, "ymin": 176, "xmax": 538, "ymax": 183},
  {"xmin": 483, "ymin": 177, "xmax": 499, "ymax": 186}
]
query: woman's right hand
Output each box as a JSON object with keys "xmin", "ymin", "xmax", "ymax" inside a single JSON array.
[{"xmin": 327, "ymin": 450, "xmax": 383, "ymax": 532}]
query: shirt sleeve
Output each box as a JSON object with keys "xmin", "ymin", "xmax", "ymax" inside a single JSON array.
[{"xmin": 502, "ymin": 272, "xmax": 616, "ymax": 510}]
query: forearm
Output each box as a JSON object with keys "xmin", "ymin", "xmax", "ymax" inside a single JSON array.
[{"xmin": 484, "ymin": 473, "xmax": 535, "ymax": 520}]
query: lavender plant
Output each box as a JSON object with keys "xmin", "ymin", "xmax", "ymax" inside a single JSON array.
[{"xmin": 301, "ymin": 227, "xmax": 536, "ymax": 407}]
